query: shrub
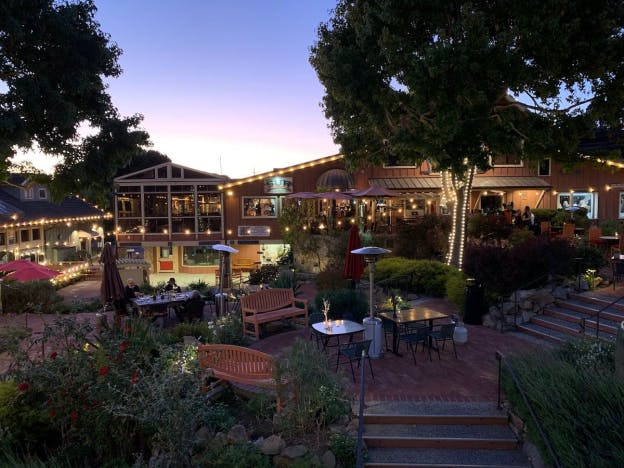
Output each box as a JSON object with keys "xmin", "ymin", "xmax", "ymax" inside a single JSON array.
[
  {"xmin": 277, "ymin": 339, "xmax": 350, "ymax": 438},
  {"xmin": 394, "ymin": 215, "xmax": 450, "ymax": 259},
  {"xmin": 248, "ymin": 264, "xmax": 280, "ymax": 285},
  {"xmin": 330, "ymin": 433, "xmax": 358, "ymax": 468},
  {"xmin": 445, "ymin": 268, "xmax": 467, "ymax": 319},
  {"xmin": 375, "ymin": 258, "xmax": 453, "ymax": 297},
  {"xmin": 187, "ymin": 278, "xmax": 211, "ymax": 294},
  {"xmin": 599, "ymin": 218, "xmax": 620, "ymax": 236},
  {"xmin": 1, "ymin": 279, "xmax": 64, "ymax": 314},
  {"xmin": 314, "ymin": 289, "xmax": 369, "ymax": 322},
  {"xmin": 467, "ymin": 213, "xmax": 513, "ymax": 243},
  {"xmin": 169, "ymin": 313, "xmax": 246, "ymax": 346},
  {"xmin": 503, "ymin": 345, "xmax": 624, "ymax": 467},
  {"xmin": 270, "ymin": 269, "xmax": 301, "ymax": 296},
  {"xmin": 315, "ymin": 268, "xmax": 348, "ymax": 291}
]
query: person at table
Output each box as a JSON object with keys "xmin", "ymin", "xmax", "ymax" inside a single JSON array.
[
  {"xmin": 521, "ymin": 206, "xmax": 536, "ymax": 231},
  {"xmin": 125, "ymin": 278, "xmax": 141, "ymax": 301},
  {"xmin": 175, "ymin": 290, "xmax": 204, "ymax": 322},
  {"xmin": 164, "ymin": 277, "xmax": 181, "ymax": 293}
]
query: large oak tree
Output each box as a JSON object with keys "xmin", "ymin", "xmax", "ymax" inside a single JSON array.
[
  {"xmin": 311, "ymin": 0, "xmax": 624, "ymax": 268},
  {"xmin": 1, "ymin": 0, "xmax": 150, "ymax": 204}
]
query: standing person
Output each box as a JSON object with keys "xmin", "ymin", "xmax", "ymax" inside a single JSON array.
[
  {"xmin": 164, "ymin": 277, "xmax": 181, "ymax": 292},
  {"xmin": 521, "ymin": 206, "xmax": 535, "ymax": 229}
]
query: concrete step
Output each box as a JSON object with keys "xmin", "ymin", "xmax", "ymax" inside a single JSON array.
[
  {"xmin": 551, "ymin": 299, "xmax": 624, "ymax": 324},
  {"xmin": 532, "ymin": 315, "xmax": 616, "ymax": 341},
  {"xmin": 516, "ymin": 322, "xmax": 579, "ymax": 345},
  {"xmin": 365, "ymin": 447, "xmax": 530, "ymax": 467},
  {"xmin": 569, "ymin": 293, "xmax": 624, "ymax": 313},
  {"xmin": 543, "ymin": 306, "xmax": 620, "ymax": 334}
]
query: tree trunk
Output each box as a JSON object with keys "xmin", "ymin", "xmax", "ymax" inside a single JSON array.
[{"xmin": 442, "ymin": 168, "xmax": 475, "ymax": 269}]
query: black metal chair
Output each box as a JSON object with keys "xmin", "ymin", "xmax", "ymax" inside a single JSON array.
[
  {"xmin": 308, "ymin": 312, "xmax": 325, "ymax": 348},
  {"xmin": 400, "ymin": 323, "xmax": 430, "ymax": 365},
  {"xmin": 428, "ymin": 322, "xmax": 458, "ymax": 359},
  {"xmin": 336, "ymin": 339, "xmax": 374, "ymax": 382}
]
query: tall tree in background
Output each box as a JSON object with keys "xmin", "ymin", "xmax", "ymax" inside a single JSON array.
[
  {"xmin": 311, "ymin": 0, "xmax": 624, "ymax": 268},
  {"xmin": 0, "ymin": 0, "xmax": 149, "ymax": 200}
]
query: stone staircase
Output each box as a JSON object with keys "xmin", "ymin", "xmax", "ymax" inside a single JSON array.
[
  {"xmin": 517, "ymin": 292, "xmax": 624, "ymax": 344},
  {"xmin": 360, "ymin": 401, "xmax": 531, "ymax": 467},
  {"xmin": 83, "ymin": 265, "xmax": 102, "ymax": 281}
]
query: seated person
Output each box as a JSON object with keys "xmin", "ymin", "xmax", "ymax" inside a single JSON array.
[
  {"xmin": 175, "ymin": 290, "xmax": 204, "ymax": 322},
  {"xmin": 124, "ymin": 278, "xmax": 142, "ymax": 301},
  {"xmin": 164, "ymin": 277, "xmax": 181, "ymax": 292}
]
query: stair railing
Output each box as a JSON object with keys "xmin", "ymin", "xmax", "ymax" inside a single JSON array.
[
  {"xmin": 495, "ymin": 274, "xmax": 550, "ymax": 333},
  {"xmin": 355, "ymin": 349, "xmax": 366, "ymax": 468},
  {"xmin": 496, "ymin": 351, "xmax": 561, "ymax": 468},
  {"xmin": 579, "ymin": 293, "xmax": 624, "ymax": 338}
]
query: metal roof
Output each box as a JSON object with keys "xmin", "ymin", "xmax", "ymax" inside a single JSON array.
[{"xmin": 369, "ymin": 176, "xmax": 551, "ymax": 191}]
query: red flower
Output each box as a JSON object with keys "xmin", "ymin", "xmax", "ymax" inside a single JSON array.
[
  {"xmin": 49, "ymin": 352, "xmax": 58, "ymax": 359},
  {"xmin": 18, "ymin": 382, "xmax": 28, "ymax": 391},
  {"xmin": 99, "ymin": 366, "xmax": 108, "ymax": 376},
  {"xmin": 131, "ymin": 371, "xmax": 139, "ymax": 385},
  {"xmin": 49, "ymin": 409, "xmax": 56, "ymax": 418},
  {"xmin": 70, "ymin": 410, "xmax": 78, "ymax": 421}
]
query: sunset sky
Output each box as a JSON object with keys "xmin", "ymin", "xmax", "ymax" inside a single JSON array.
[{"xmin": 19, "ymin": 0, "xmax": 340, "ymax": 179}]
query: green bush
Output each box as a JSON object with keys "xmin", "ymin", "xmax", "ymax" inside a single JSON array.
[
  {"xmin": 270, "ymin": 269, "xmax": 302, "ymax": 296},
  {"xmin": 1, "ymin": 279, "xmax": 64, "ymax": 314},
  {"xmin": 329, "ymin": 433, "xmax": 358, "ymax": 468},
  {"xmin": 315, "ymin": 267, "xmax": 348, "ymax": 291},
  {"xmin": 169, "ymin": 313, "xmax": 246, "ymax": 346},
  {"xmin": 394, "ymin": 215, "xmax": 450, "ymax": 259},
  {"xmin": 195, "ymin": 441, "xmax": 272, "ymax": 468},
  {"xmin": 314, "ymin": 289, "xmax": 369, "ymax": 322},
  {"xmin": 248, "ymin": 264, "xmax": 280, "ymax": 285},
  {"xmin": 599, "ymin": 218, "xmax": 620, "ymax": 236},
  {"xmin": 503, "ymin": 344, "xmax": 624, "ymax": 467},
  {"xmin": 375, "ymin": 258, "xmax": 453, "ymax": 297},
  {"xmin": 187, "ymin": 278, "xmax": 211, "ymax": 294}
]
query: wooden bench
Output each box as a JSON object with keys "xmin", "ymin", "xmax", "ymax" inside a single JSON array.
[
  {"xmin": 197, "ymin": 344, "xmax": 284, "ymax": 410},
  {"xmin": 241, "ymin": 288, "xmax": 308, "ymax": 340}
]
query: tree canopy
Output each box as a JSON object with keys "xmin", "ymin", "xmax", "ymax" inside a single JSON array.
[
  {"xmin": 0, "ymin": 0, "xmax": 150, "ymax": 199},
  {"xmin": 310, "ymin": 0, "xmax": 624, "ymax": 174}
]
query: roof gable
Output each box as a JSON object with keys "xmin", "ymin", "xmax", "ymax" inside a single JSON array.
[{"xmin": 114, "ymin": 162, "xmax": 229, "ymax": 183}]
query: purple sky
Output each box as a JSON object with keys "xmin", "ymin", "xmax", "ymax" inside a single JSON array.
[{"xmin": 22, "ymin": 0, "xmax": 340, "ymax": 178}]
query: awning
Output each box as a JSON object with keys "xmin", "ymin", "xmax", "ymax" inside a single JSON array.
[
  {"xmin": 368, "ymin": 176, "xmax": 551, "ymax": 191},
  {"xmin": 75, "ymin": 230, "xmax": 100, "ymax": 237}
]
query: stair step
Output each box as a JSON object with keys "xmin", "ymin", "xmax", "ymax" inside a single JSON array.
[
  {"xmin": 516, "ymin": 323, "xmax": 579, "ymax": 344},
  {"xmin": 550, "ymin": 300, "xmax": 624, "ymax": 323},
  {"xmin": 364, "ymin": 435, "xmax": 520, "ymax": 450},
  {"xmin": 364, "ymin": 415, "xmax": 507, "ymax": 425},
  {"xmin": 364, "ymin": 447, "xmax": 530, "ymax": 467},
  {"xmin": 532, "ymin": 315, "xmax": 616, "ymax": 340},
  {"xmin": 569, "ymin": 293, "xmax": 624, "ymax": 313},
  {"xmin": 543, "ymin": 307, "xmax": 620, "ymax": 333},
  {"xmin": 362, "ymin": 401, "xmax": 503, "ymax": 417}
]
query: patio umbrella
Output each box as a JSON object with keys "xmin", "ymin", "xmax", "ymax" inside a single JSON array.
[
  {"xmin": 315, "ymin": 191, "xmax": 353, "ymax": 200},
  {"xmin": 284, "ymin": 192, "xmax": 319, "ymax": 199},
  {"xmin": 343, "ymin": 225, "xmax": 365, "ymax": 282},
  {"xmin": 0, "ymin": 260, "xmax": 60, "ymax": 282},
  {"xmin": 99, "ymin": 243, "xmax": 125, "ymax": 307}
]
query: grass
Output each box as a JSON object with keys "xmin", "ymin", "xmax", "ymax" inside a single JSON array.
[{"xmin": 502, "ymin": 339, "xmax": 624, "ymax": 467}]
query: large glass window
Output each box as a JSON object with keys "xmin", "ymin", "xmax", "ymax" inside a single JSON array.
[
  {"xmin": 117, "ymin": 193, "xmax": 141, "ymax": 217},
  {"xmin": 242, "ymin": 196, "xmax": 277, "ymax": 218},
  {"xmin": 557, "ymin": 192, "xmax": 598, "ymax": 219},
  {"xmin": 199, "ymin": 216, "xmax": 222, "ymax": 233},
  {"xmin": 182, "ymin": 246, "xmax": 219, "ymax": 266},
  {"xmin": 144, "ymin": 193, "xmax": 168, "ymax": 217},
  {"xmin": 198, "ymin": 193, "xmax": 221, "ymax": 215},
  {"xmin": 171, "ymin": 194, "xmax": 195, "ymax": 216},
  {"xmin": 172, "ymin": 217, "xmax": 195, "ymax": 233},
  {"xmin": 118, "ymin": 219, "xmax": 144, "ymax": 233},
  {"xmin": 145, "ymin": 218, "xmax": 169, "ymax": 234}
]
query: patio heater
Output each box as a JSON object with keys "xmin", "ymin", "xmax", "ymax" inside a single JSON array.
[
  {"xmin": 351, "ymin": 246, "xmax": 390, "ymax": 358},
  {"xmin": 212, "ymin": 244, "xmax": 239, "ymax": 315}
]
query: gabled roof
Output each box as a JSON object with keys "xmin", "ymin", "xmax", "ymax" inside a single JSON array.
[
  {"xmin": 219, "ymin": 154, "xmax": 344, "ymax": 189},
  {"xmin": 114, "ymin": 162, "xmax": 229, "ymax": 183}
]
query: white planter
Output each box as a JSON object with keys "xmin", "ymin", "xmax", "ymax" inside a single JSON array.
[{"xmin": 454, "ymin": 322, "xmax": 468, "ymax": 344}]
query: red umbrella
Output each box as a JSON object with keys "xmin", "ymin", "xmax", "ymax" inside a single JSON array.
[
  {"xmin": 343, "ymin": 225, "xmax": 365, "ymax": 281},
  {"xmin": 100, "ymin": 243, "xmax": 125, "ymax": 306},
  {"xmin": 0, "ymin": 260, "xmax": 60, "ymax": 282}
]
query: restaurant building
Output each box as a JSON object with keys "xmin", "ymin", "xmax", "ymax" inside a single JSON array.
[
  {"xmin": 113, "ymin": 153, "xmax": 624, "ymax": 281},
  {"xmin": 0, "ymin": 175, "xmax": 108, "ymax": 265}
]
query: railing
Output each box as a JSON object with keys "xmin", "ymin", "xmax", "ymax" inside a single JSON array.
[
  {"xmin": 355, "ymin": 349, "xmax": 367, "ymax": 468},
  {"xmin": 495, "ymin": 274, "xmax": 550, "ymax": 333},
  {"xmin": 579, "ymin": 293, "xmax": 624, "ymax": 339},
  {"xmin": 496, "ymin": 351, "xmax": 561, "ymax": 468}
]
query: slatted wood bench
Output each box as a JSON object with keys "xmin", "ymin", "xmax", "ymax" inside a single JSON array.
[
  {"xmin": 240, "ymin": 288, "xmax": 308, "ymax": 340},
  {"xmin": 197, "ymin": 344, "xmax": 284, "ymax": 410}
]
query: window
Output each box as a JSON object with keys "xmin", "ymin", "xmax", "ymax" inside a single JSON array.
[
  {"xmin": 24, "ymin": 188, "xmax": 34, "ymax": 199},
  {"xmin": 117, "ymin": 193, "xmax": 141, "ymax": 217},
  {"xmin": 20, "ymin": 230, "xmax": 30, "ymax": 242},
  {"xmin": 619, "ymin": 193, "xmax": 624, "ymax": 219},
  {"xmin": 242, "ymin": 197, "xmax": 277, "ymax": 218},
  {"xmin": 160, "ymin": 247, "xmax": 171, "ymax": 258},
  {"xmin": 492, "ymin": 155, "xmax": 522, "ymax": 167},
  {"xmin": 38, "ymin": 188, "xmax": 47, "ymax": 199},
  {"xmin": 557, "ymin": 192, "xmax": 598, "ymax": 219},
  {"xmin": 182, "ymin": 246, "xmax": 219, "ymax": 266},
  {"xmin": 31, "ymin": 229, "xmax": 41, "ymax": 241},
  {"xmin": 538, "ymin": 159, "xmax": 551, "ymax": 176}
]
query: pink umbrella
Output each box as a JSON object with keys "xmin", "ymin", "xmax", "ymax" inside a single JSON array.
[
  {"xmin": 315, "ymin": 191, "xmax": 353, "ymax": 200},
  {"xmin": 343, "ymin": 225, "xmax": 365, "ymax": 282},
  {"xmin": 285, "ymin": 192, "xmax": 319, "ymax": 199},
  {"xmin": 0, "ymin": 260, "xmax": 60, "ymax": 282}
]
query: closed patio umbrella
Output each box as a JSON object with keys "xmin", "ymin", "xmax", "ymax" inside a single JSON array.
[
  {"xmin": 100, "ymin": 243, "xmax": 125, "ymax": 310},
  {"xmin": 343, "ymin": 225, "xmax": 365, "ymax": 283},
  {"xmin": 351, "ymin": 185, "xmax": 397, "ymax": 198}
]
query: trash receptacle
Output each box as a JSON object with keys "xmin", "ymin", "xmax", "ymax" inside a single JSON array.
[
  {"xmin": 363, "ymin": 317, "xmax": 383, "ymax": 358},
  {"xmin": 464, "ymin": 278, "xmax": 485, "ymax": 325}
]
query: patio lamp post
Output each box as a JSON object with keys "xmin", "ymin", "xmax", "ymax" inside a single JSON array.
[
  {"xmin": 212, "ymin": 244, "xmax": 239, "ymax": 315},
  {"xmin": 351, "ymin": 246, "xmax": 390, "ymax": 358}
]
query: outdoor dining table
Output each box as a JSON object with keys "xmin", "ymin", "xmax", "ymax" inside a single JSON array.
[
  {"xmin": 378, "ymin": 308, "xmax": 450, "ymax": 356},
  {"xmin": 131, "ymin": 291, "xmax": 193, "ymax": 320},
  {"xmin": 311, "ymin": 319, "xmax": 365, "ymax": 352}
]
